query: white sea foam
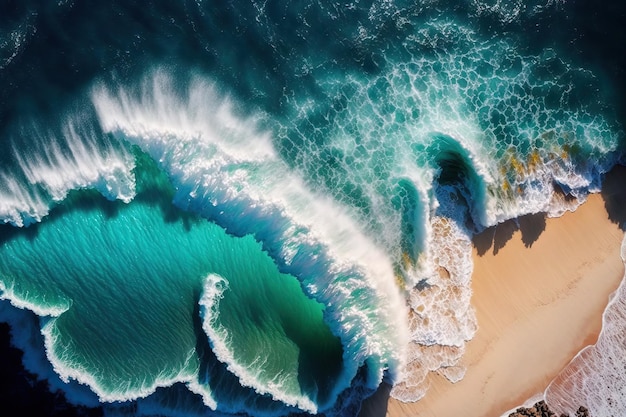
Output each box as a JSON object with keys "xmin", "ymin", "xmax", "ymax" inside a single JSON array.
[
  {"xmin": 2, "ymin": 19, "xmax": 618, "ymax": 411},
  {"xmin": 0, "ymin": 117, "xmax": 136, "ymax": 227},
  {"xmin": 15, "ymin": 121, "xmax": 136, "ymax": 203},
  {"xmin": 197, "ymin": 274, "xmax": 312, "ymax": 414},
  {"xmin": 391, "ymin": 184, "xmax": 477, "ymax": 401},
  {"xmin": 184, "ymin": 380, "xmax": 218, "ymax": 411},
  {"xmin": 0, "ymin": 3, "xmax": 621, "ymax": 416},
  {"xmin": 542, "ymin": 235, "xmax": 626, "ymax": 415},
  {"xmin": 0, "ymin": 280, "xmax": 69, "ymax": 317},
  {"xmin": 136, "ymin": 392, "xmax": 228, "ymax": 417},
  {"xmin": 0, "ymin": 19, "xmax": 35, "ymax": 70},
  {"xmin": 92, "ymin": 70, "xmax": 409, "ymax": 413},
  {"xmin": 92, "ymin": 54, "xmax": 622, "ymax": 407},
  {"xmin": 468, "ymin": 0, "xmax": 566, "ymax": 23},
  {"xmin": 279, "ymin": 17, "xmax": 621, "ymax": 403},
  {"xmin": 0, "ymin": 171, "xmax": 50, "ymax": 227},
  {"xmin": 304, "ymin": 19, "xmax": 619, "ymax": 232},
  {"xmin": 40, "ymin": 318, "xmax": 199, "ymax": 405}
]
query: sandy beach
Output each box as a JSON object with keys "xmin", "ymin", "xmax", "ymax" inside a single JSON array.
[{"xmin": 361, "ymin": 167, "xmax": 626, "ymax": 417}]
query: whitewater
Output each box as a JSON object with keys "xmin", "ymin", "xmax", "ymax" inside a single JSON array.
[{"xmin": 0, "ymin": 1, "xmax": 625, "ymax": 416}]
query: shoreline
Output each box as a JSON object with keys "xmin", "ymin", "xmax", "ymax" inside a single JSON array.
[{"xmin": 361, "ymin": 167, "xmax": 626, "ymax": 417}]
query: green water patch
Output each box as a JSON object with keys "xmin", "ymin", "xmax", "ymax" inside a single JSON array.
[
  {"xmin": 0, "ymin": 149, "xmax": 343, "ymax": 409},
  {"xmin": 203, "ymin": 265, "xmax": 344, "ymax": 408}
]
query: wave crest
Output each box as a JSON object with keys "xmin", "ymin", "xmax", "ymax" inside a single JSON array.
[{"xmin": 92, "ymin": 70, "xmax": 409, "ymax": 413}]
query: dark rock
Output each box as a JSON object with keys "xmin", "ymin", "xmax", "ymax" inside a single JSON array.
[
  {"xmin": 508, "ymin": 400, "xmax": 592, "ymax": 417},
  {"xmin": 576, "ymin": 406, "xmax": 590, "ymax": 417}
]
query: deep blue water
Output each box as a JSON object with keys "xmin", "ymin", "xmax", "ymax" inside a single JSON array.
[{"xmin": 0, "ymin": 1, "xmax": 625, "ymax": 416}]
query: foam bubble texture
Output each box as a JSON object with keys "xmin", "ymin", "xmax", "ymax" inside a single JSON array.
[
  {"xmin": 543, "ymin": 235, "xmax": 626, "ymax": 415},
  {"xmin": 286, "ymin": 19, "xmax": 619, "ymax": 234},
  {"xmin": 277, "ymin": 18, "xmax": 620, "ymax": 401},
  {"xmin": 0, "ymin": 118, "xmax": 135, "ymax": 227},
  {"xmin": 92, "ymin": 71, "xmax": 409, "ymax": 412}
]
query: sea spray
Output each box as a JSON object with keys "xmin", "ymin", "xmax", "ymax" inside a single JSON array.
[
  {"xmin": 277, "ymin": 16, "xmax": 621, "ymax": 400},
  {"xmin": 92, "ymin": 71, "xmax": 410, "ymax": 402},
  {"xmin": 392, "ymin": 184, "xmax": 477, "ymax": 401},
  {"xmin": 0, "ymin": 116, "xmax": 135, "ymax": 227}
]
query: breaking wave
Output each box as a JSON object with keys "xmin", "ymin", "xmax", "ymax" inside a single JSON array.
[{"xmin": 0, "ymin": 1, "xmax": 624, "ymax": 416}]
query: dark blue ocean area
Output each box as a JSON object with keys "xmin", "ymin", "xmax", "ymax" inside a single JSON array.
[{"xmin": 1, "ymin": 1, "xmax": 625, "ymax": 416}]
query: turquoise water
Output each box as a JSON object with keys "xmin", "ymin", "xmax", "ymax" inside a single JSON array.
[
  {"xmin": 1, "ymin": 1, "xmax": 625, "ymax": 416},
  {"xmin": 0, "ymin": 153, "xmax": 343, "ymax": 415}
]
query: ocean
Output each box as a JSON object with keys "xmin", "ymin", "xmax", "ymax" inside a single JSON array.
[{"xmin": 0, "ymin": 1, "xmax": 625, "ymax": 416}]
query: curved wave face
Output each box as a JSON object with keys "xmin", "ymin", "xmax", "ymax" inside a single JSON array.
[{"xmin": 0, "ymin": 1, "xmax": 625, "ymax": 416}]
